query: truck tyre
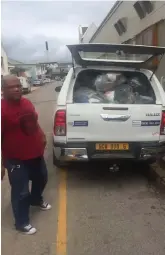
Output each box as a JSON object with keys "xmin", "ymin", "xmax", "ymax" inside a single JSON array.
[
  {"xmin": 137, "ymin": 158, "xmax": 156, "ymax": 171},
  {"xmin": 53, "ymin": 150, "xmax": 67, "ymax": 168}
]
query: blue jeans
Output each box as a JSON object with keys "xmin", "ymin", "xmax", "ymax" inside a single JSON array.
[{"xmin": 5, "ymin": 156, "xmax": 48, "ymax": 228}]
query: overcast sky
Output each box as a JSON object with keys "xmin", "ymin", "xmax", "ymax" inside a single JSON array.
[{"xmin": 1, "ymin": 0, "xmax": 115, "ymax": 63}]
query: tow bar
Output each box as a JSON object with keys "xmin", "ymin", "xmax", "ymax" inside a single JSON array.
[{"xmin": 109, "ymin": 164, "xmax": 120, "ymax": 172}]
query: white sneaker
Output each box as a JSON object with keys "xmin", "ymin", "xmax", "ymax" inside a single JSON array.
[
  {"xmin": 40, "ymin": 201, "xmax": 52, "ymax": 211},
  {"xmin": 17, "ymin": 224, "xmax": 37, "ymax": 235}
]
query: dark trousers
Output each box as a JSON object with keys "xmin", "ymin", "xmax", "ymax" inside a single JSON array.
[{"xmin": 5, "ymin": 156, "xmax": 48, "ymax": 228}]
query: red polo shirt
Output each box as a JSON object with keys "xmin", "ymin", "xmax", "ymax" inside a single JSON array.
[{"xmin": 1, "ymin": 97, "xmax": 45, "ymax": 161}]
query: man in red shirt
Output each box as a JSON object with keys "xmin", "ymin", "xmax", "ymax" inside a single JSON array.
[{"xmin": 1, "ymin": 75, "xmax": 51, "ymax": 235}]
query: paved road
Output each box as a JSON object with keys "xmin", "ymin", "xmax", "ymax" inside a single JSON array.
[{"xmin": 2, "ymin": 82, "xmax": 165, "ymax": 255}]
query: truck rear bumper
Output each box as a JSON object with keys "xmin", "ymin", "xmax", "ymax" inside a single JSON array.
[
  {"xmin": 54, "ymin": 147, "xmax": 88, "ymax": 161},
  {"xmin": 22, "ymin": 88, "xmax": 29, "ymax": 93},
  {"xmin": 53, "ymin": 141, "xmax": 165, "ymax": 162}
]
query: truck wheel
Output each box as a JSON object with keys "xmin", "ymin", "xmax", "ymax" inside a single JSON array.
[
  {"xmin": 53, "ymin": 150, "xmax": 67, "ymax": 168},
  {"xmin": 146, "ymin": 158, "xmax": 156, "ymax": 165},
  {"xmin": 141, "ymin": 158, "xmax": 156, "ymax": 166},
  {"xmin": 137, "ymin": 159, "xmax": 156, "ymax": 170}
]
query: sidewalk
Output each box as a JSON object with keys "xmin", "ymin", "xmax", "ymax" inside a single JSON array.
[
  {"xmin": 150, "ymin": 159, "xmax": 165, "ymax": 189},
  {"xmin": 31, "ymin": 86, "xmax": 40, "ymax": 92}
]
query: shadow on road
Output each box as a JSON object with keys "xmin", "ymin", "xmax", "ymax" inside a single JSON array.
[{"xmin": 63, "ymin": 161, "xmax": 150, "ymax": 189}]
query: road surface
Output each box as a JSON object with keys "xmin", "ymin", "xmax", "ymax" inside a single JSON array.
[{"xmin": 2, "ymin": 82, "xmax": 165, "ymax": 255}]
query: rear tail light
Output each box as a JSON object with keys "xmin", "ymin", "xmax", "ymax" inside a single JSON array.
[
  {"xmin": 160, "ymin": 111, "xmax": 165, "ymax": 135},
  {"xmin": 54, "ymin": 110, "xmax": 66, "ymax": 136}
]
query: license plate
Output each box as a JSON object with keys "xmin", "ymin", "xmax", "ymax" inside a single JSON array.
[{"xmin": 96, "ymin": 143, "xmax": 129, "ymax": 151}]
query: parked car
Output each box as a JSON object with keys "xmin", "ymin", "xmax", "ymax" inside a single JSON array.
[
  {"xmin": 18, "ymin": 77, "xmax": 31, "ymax": 93},
  {"xmin": 46, "ymin": 78, "xmax": 51, "ymax": 83},
  {"xmin": 60, "ymin": 77, "xmax": 66, "ymax": 83},
  {"xmin": 55, "ymin": 76, "xmax": 61, "ymax": 81},
  {"xmin": 43, "ymin": 78, "xmax": 51, "ymax": 83},
  {"xmin": 33, "ymin": 79, "xmax": 43, "ymax": 86},
  {"xmin": 52, "ymin": 43, "xmax": 165, "ymax": 168}
]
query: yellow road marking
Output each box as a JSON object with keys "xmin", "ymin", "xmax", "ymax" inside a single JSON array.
[{"xmin": 56, "ymin": 169, "xmax": 67, "ymax": 255}]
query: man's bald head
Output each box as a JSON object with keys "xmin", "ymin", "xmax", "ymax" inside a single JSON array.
[
  {"xmin": 2, "ymin": 74, "xmax": 20, "ymax": 86},
  {"xmin": 2, "ymin": 75, "xmax": 22, "ymax": 101}
]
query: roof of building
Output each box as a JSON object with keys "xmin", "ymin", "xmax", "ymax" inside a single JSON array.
[
  {"xmin": 8, "ymin": 58, "xmax": 24, "ymax": 65},
  {"xmin": 58, "ymin": 62, "xmax": 72, "ymax": 67}
]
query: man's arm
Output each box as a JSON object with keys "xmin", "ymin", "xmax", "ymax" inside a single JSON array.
[
  {"xmin": 1, "ymin": 111, "xmax": 5, "ymax": 180},
  {"xmin": 25, "ymin": 98, "xmax": 47, "ymax": 148},
  {"xmin": 1, "ymin": 155, "xmax": 5, "ymax": 180},
  {"xmin": 38, "ymin": 125, "xmax": 47, "ymax": 148}
]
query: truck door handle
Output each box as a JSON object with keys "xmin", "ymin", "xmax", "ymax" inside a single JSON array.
[{"xmin": 100, "ymin": 114, "xmax": 131, "ymax": 121}]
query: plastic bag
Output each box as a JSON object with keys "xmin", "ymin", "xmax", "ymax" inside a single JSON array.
[
  {"xmin": 129, "ymin": 77, "xmax": 143, "ymax": 89},
  {"xmin": 73, "ymin": 87, "xmax": 108, "ymax": 103},
  {"xmin": 134, "ymin": 94, "xmax": 155, "ymax": 104},
  {"xmin": 113, "ymin": 83, "xmax": 135, "ymax": 104},
  {"xmin": 94, "ymin": 73, "xmax": 127, "ymax": 92},
  {"xmin": 104, "ymin": 91, "xmax": 115, "ymax": 103}
]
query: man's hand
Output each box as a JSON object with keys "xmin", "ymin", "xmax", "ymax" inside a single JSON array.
[{"xmin": 1, "ymin": 165, "xmax": 5, "ymax": 180}]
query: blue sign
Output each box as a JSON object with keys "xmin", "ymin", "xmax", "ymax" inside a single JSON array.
[
  {"xmin": 141, "ymin": 120, "xmax": 160, "ymax": 126},
  {"xmin": 73, "ymin": 121, "xmax": 88, "ymax": 127}
]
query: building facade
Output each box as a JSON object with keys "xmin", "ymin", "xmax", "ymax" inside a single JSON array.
[
  {"xmin": 78, "ymin": 25, "xmax": 88, "ymax": 43},
  {"xmin": 89, "ymin": 1, "xmax": 165, "ymax": 81},
  {"xmin": 13, "ymin": 63, "xmax": 46, "ymax": 81},
  {"xmin": 79, "ymin": 23, "xmax": 97, "ymax": 43},
  {"xmin": 8, "ymin": 58, "xmax": 24, "ymax": 74}
]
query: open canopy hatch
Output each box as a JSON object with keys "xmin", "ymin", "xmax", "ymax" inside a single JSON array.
[{"xmin": 67, "ymin": 43, "xmax": 165, "ymax": 69}]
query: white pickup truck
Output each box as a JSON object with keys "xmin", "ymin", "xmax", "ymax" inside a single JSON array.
[
  {"xmin": 52, "ymin": 43, "xmax": 165, "ymax": 168},
  {"xmin": 18, "ymin": 76, "xmax": 31, "ymax": 93}
]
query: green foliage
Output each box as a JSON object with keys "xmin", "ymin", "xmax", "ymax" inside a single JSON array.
[{"xmin": 10, "ymin": 67, "xmax": 25, "ymax": 75}]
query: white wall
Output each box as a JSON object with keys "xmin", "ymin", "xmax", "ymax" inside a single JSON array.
[
  {"xmin": 8, "ymin": 65, "xmax": 15, "ymax": 74},
  {"xmin": 1, "ymin": 46, "xmax": 9, "ymax": 75},
  {"xmin": 90, "ymin": 1, "xmax": 165, "ymax": 81},
  {"xmin": 156, "ymin": 19, "xmax": 165, "ymax": 82},
  {"xmin": 82, "ymin": 23, "xmax": 97, "ymax": 43},
  {"xmin": 36, "ymin": 66, "xmax": 42, "ymax": 75},
  {"xmin": 78, "ymin": 25, "xmax": 88, "ymax": 43},
  {"xmin": 91, "ymin": 1, "xmax": 165, "ymax": 44}
]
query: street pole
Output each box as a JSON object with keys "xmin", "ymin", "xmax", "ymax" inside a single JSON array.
[
  {"xmin": 45, "ymin": 41, "xmax": 49, "ymax": 63},
  {"xmin": 46, "ymin": 50, "xmax": 49, "ymax": 63}
]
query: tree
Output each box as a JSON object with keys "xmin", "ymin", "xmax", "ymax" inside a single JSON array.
[
  {"xmin": 45, "ymin": 67, "xmax": 52, "ymax": 75},
  {"xmin": 10, "ymin": 67, "xmax": 25, "ymax": 76}
]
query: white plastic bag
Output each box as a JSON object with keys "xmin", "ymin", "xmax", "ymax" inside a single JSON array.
[{"xmin": 94, "ymin": 73, "xmax": 127, "ymax": 92}]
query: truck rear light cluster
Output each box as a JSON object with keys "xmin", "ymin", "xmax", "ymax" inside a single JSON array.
[
  {"xmin": 54, "ymin": 110, "xmax": 66, "ymax": 136},
  {"xmin": 160, "ymin": 111, "xmax": 165, "ymax": 135}
]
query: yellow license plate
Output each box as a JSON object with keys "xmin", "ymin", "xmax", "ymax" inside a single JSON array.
[{"xmin": 96, "ymin": 143, "xmax": 129, "ymax": 151}]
